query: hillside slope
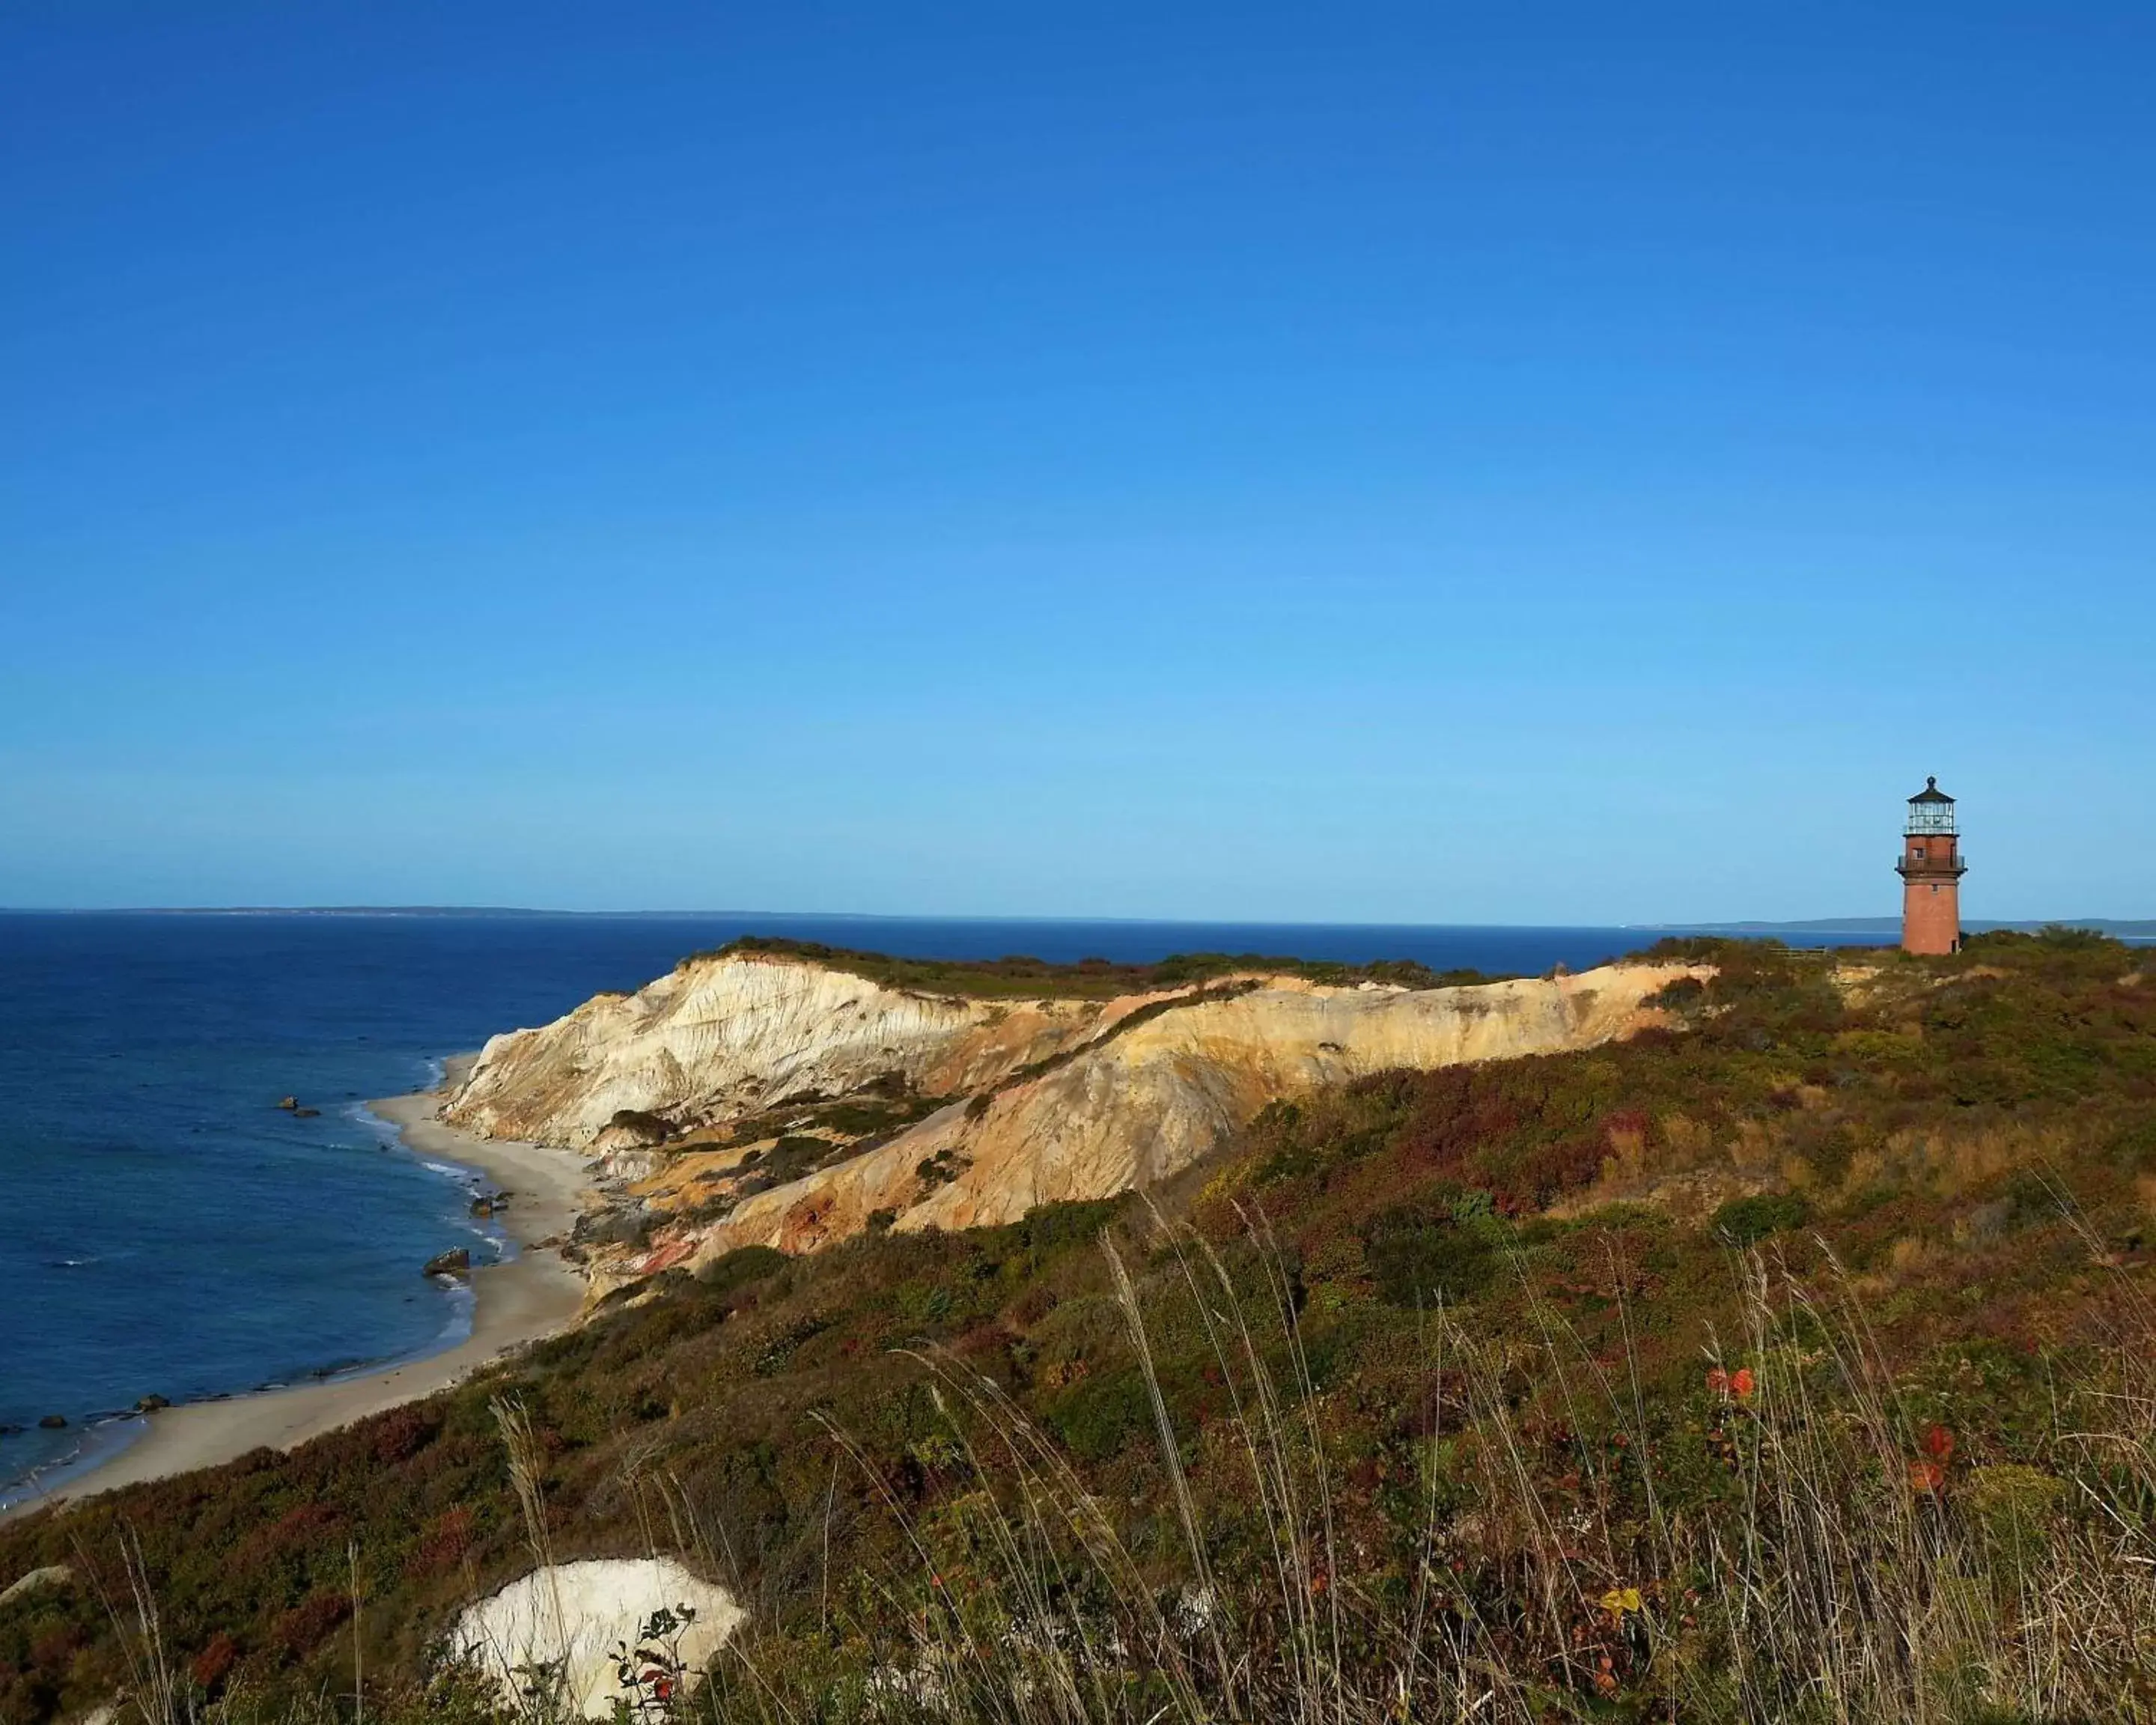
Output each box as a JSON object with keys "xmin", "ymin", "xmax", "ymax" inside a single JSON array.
[
  {"xmin": 442, "ymin": 946, "xmax": 1703, "ymax": 1268},
  {"xmin": 4, "ymin": 933, "xmax": 2150, "ymax": 1725}
]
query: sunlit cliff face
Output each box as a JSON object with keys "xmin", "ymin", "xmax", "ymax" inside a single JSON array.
[
  {"xmin": 444, "ymin": 951, "xmax": 1186, "ymax": 1149},
  {"xmin": 445, "ymin": 951, "xmax": 1705, "ymax": 1281}
]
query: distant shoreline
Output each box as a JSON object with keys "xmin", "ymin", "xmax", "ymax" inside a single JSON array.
[
  {"xmin": 6, "ymin": 908, "xmax": 2152, "ymax": 938},
  {"xmin": 0, "ymin": 1063, "xmax": 591, "ymax": 1524}
]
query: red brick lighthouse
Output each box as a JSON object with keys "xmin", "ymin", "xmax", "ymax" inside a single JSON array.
[{"xmin": 1897, "ymin": 776, "xmax": 1966, "ymax": 954}]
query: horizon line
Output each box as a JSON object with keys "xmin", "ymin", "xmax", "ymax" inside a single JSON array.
[{"xmin": 2, "ymin": 905, "xmax": 2152, "ymax": 934}]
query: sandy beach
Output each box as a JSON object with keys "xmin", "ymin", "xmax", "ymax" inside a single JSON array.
[{"xmin": 1, "ymin": 1065, "xmax": 591, "ymax": 1521}]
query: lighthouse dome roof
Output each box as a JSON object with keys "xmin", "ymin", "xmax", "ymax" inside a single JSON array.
[{"xmin": 1909, "ymin": 776, "xmax": 1955, "ymax": 804}]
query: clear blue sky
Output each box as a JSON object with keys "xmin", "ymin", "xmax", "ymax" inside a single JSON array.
[{"xmin": 4, "ymin": 4, "xmax": 2151, "ymax": 922}]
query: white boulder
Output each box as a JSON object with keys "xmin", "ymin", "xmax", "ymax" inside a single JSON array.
[{"xmin": 450, "ymin": 1557, "xmax": 743, "ymax": 1720}]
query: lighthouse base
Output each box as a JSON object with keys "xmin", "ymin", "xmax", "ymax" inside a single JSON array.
[{"xmin": 1901, "ymin": 880, "xmax": 1961, "ymax": 955}]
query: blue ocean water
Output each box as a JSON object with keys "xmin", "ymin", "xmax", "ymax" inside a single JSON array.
[{"xmin": 0, "ymin": 910, "xmax": 1892, "ymax": 1499}]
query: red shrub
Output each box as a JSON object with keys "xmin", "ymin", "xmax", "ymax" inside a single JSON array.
[
  {"xmin": 1008, "ymin": 1286, "xmax": 1058, "ymax": 1327},
  {"xmin": 371, "ymin": 1404, "xmax": 439, "ymax": 1465},
  {"xmin": 1601, "ymin": 1108, "xmax": 1652, "ymax": 1142},
  {"xmin": 190, "ymin": 1631, "xmax": 240, "ymax": 1693},
  {"xmin": 404, "ymin": 1506, "xmax": 476, "ymax": 1578},
  {"xmin": 238, "ymin": 1499, "xmax": 345, "ymax": 1566},
  {"xmin": 272, "ymin": 1592, "xmax": 351, "ymax": 1659},
  {"xmin": 1503, "ymin": 1134, "xmax": 1607, "ymax": 1209},
  {"xmin": 28, "ymin": 1624, "xmax": 86, "ymax": 1673},
  {"xmin": 954, "ymin": 1321, "xmax": 1011, "ymax": 1358}
]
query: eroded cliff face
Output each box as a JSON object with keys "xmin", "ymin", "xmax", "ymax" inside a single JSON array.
[
  {"xmin": 444, "ymin": 952, "xmax": 1187, "ymax": 1150},
  {"xmin": 443, "ymin": 949, "xmax": 1705, "ymax": 1279},
  {"xmin": 695, "ymin": 965, "xmax": 1701, "ymax": 1258}
]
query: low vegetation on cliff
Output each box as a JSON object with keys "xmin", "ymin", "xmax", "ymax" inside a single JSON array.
[
  {"xmin": 696, "ymin": 937, "xmax": 1508, "ymax": 1000},
  {"xmin": 3, "ymin": 932, "xmax": 2153, "ymax": 1722}
]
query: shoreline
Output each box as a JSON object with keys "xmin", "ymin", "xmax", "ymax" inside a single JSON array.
[{"xmin": 0, "ymin": 1063, "xmax": 591, "ymax": 1523}]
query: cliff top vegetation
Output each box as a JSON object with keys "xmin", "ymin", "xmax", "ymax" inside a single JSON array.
[{"xmin": 687, "ymin": 934, "xmax": 1512, "ymax": 999}]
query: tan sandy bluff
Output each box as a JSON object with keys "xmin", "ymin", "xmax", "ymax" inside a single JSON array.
[{"xmin": 444, "ymin": 949, "xmax": 1702, "ymax": 1274}]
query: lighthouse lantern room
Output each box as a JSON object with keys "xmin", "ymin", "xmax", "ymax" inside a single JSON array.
[{"xmin": 1896, "ymin": 776, "xmax": 1966, "ymax": 955}]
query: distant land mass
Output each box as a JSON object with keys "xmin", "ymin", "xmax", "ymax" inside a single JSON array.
[
  {"xmin": 37, "ymin": 904, "xmax": 604, "ymax": 917},
  {"xmin": 1668, "ymin": 916, "xmax": 2156, "ymax": 937},
  {"xmin": 14, "ymin": 908, "xmax": 2156, "ymax": 938}
]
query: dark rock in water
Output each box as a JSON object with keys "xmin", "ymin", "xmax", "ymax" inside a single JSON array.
[
  {"xmin": 469, "ymin": 1195, "xmax": 497, "ymax": 1218},
  {"xmin": 0, "ymin": 1423, "xmax": 25, "ymax": 1438},
  {"xmin": 37, "ymin": 1414, "xmax": 67, "ymax": 1430},
  {"xmin": 135, "ymin": 1394, "xmax": 170, "ymax": 1414},
  {"xmin": 277, "ymin": 1095, "xmax": 299, "ymax": 1110},
  {"xmin": 422, "ymin": 1247, "xmax": 472, "ymax": 1280},
  {"xmin": 292, "ymin": 1107, "xmax": 321, "ymax": 1119}
]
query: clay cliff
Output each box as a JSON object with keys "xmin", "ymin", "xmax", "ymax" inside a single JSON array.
[
  {"xmin": 445, "ymin": 951, "xmax": 1190, "ymax": 1152},
  {"xmin": 697, "ymin": 963, "xmax": 1702, "ymax": 1258},
  {"xmin": 444, "ymin": 948, "xmax": 1704, "ymax": 1277}
]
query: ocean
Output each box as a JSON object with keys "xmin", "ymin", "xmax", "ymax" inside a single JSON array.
[{"xmin": 0, "ymin": 910, "xmax": 1894, "ymax": 1501}]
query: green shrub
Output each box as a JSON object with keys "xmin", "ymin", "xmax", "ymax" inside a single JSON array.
[
  {"xmin": 1711, "ymin": 1191, "xmax": 1812, "ymax": 1247},
  {"xmin": 1015, "ymin": 1198, "xmax": 1122, "ymax": 1256},
  {"xmin": 1362, "ymin": 1205, "xmax": 1499, "ymax": 1306},
  {"xmin": 765, "ymin": 1135, "xmax": 834, "ymax": 1182},
  {"xmin": 915, "ymin": 1148, "xmax": 970, "ymax": 1190},
  {"xmin": 1045, "ymin": 1364, "xmax": 1151, "ymax": 1461},
  {"xmin": 693, "ymin": 1244, "xmax": 790, "ymax": 1296}
]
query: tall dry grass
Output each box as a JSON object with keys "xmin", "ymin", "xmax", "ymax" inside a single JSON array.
[
  {"xmin": 704, "ymin": 1214, "xmax": 2156, "ymax": 1725},
  {"xmin": 91, "ymin": 1217, "xmax": 2155, "ymax": 1724}
]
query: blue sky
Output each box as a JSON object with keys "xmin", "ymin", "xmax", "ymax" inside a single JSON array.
[{"xmin": 3, "ymin": 4, "xmax": 2151, "ymax": 922}]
